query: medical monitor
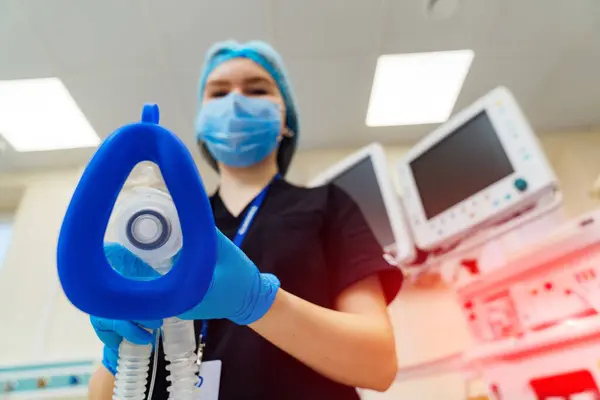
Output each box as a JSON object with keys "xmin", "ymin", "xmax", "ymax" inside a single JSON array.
[
  {"xmin": 309, "ymin": 143, "xmax": 415, "ymax": 264},
  {"xmin": 398, "ymin": 86, "xmax": 557, "ymax": 251}
]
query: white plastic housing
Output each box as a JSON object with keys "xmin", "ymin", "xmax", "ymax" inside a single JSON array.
[{"xmin": 398, "ymin": 86, "xmax": 557, "ymax": 251}]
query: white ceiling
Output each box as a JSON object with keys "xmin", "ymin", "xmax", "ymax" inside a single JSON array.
[{"xmin": 0, "ymin": 0, "xmax": 599, "ymax": 173}]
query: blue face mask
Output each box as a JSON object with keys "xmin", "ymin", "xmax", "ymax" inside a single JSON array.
[{"xmin": 195, "ymin": 93, "xmax": 282, "ymax": 168}]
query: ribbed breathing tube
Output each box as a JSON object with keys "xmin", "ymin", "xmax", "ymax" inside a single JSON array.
[
  {"xmin": 163, "ymin": 317, "xmax": 199, "ymax": 399},
  {"xmin": 113, "ymin": 318, "xmax": 198, "ymax": 400},
  {"xmin": 113, "ymin": 340, "xmax": 153, "ymax": 400}
]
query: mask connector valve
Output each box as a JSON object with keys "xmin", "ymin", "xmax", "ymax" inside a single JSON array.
[{"xmin": 127, "ymin": 209, "xmax": 171, "ymax": 251}]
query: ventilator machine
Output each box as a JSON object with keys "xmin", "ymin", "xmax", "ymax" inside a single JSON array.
[
  {"xmin": 315, "ymin": 86, "xmax": 600, "ymax": 399},
  {"xmin": 57, "ymin": 104, "xmax": 217, "ymax": 399}
]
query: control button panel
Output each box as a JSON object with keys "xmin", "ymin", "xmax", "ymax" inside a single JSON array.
[
  {"xmin": 462, "ymin": 295, "xmax": 522, "ymax": 342},
  {"xmin": 425, "ymin": 177, "xmax": 530, "ymax": 239},
  {"xmin": 511, "ymin": 249, "xmax": 600, "ymax": 330}
]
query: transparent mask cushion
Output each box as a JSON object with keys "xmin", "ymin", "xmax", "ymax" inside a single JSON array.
[{"xmin": 113, "ymin": 187, "xmax": 182, "ymax": 267}]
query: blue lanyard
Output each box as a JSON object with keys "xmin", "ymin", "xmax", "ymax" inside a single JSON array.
[
  {"xmin": 232, "ymin": 174, "xmax": 278, "ymax": 247},
  {"xmin": 200, "ymin": 174, "xmax": 280, "ymax": 346}
]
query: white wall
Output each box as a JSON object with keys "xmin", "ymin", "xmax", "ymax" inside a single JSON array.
[
  {"xmin": 0, "ymin": 170, "xmax": 88, "ymax": 364},
  {"xmin": 0, "ymin": 133, "xmax": 599, "ymax": 399},
  {"xmin": 0, "ymin": 216, "xmax": 13, "ymax": 273}
]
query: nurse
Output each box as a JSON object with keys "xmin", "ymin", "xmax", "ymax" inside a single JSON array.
[{"xmin": 89, "ymin": 41, "xmax": 403, "ymax": 400}]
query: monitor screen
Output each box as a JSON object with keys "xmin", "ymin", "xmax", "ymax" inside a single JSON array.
[
  {"xmin": 410, "ymin": 111, "xmax": 514, "ymax": 220},
  {"xmin": 330, "ymin": 157, "xmax": 394, "ymax": 250}
]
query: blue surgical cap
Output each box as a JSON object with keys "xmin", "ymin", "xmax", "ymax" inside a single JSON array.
[{"xmin": 197, "ymin": 40, "xmax": 299, "ymax": 139}]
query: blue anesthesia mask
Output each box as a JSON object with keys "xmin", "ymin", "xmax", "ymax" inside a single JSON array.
[{"xmin": 195, "ymin": 93, "xmax": 282, "ymax": 168}]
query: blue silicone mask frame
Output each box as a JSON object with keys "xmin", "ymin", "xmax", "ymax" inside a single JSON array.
[{"xmin": 57, "ymin": 104, "xmax": 217, "ymax": 320}]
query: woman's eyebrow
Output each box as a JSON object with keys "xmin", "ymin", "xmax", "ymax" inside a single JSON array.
[{"xmin": 206, "ymin": 79, "xmax": 230, "ymax": 87}]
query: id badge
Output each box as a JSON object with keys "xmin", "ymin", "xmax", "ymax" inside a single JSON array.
[{"xmin": 196, "ymin": 360, "xmax": 222, "ymax": 399}]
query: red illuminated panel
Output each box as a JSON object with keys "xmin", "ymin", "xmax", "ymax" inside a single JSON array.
[{"xmin": 529, "ymin": 370, "xmax": 598, "ymax": 398}]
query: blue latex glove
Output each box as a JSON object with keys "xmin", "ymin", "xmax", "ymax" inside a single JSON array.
[
  {"xmin": 90, "ymin": 243, "xmax": 163, "ymax": 375},
  {"xmin": 178, "ymin": 229, "xmax": 280, "ymax": 325},
  {"xmin": 92, "ymin": 316, "xmax": 162, "ymax": 375}
]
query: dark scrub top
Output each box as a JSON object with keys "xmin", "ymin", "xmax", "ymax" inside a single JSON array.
[{"xmin": 147, "ymin": 179, "xmax": 403, "ymax": 399}]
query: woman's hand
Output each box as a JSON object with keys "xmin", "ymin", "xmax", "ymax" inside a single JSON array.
[
  {"xmin": 178, "ymin": 229, "xmax": 280, "ymax": 325},
  {"xmin": 91, "ymin": 244, "xmax": 162, "ymax": 375},
  {"xmin": 91, "ymin": 316, "xmax": 162, "ymax": 375}
]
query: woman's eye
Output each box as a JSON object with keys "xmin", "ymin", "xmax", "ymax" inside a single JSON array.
[
  {"xmin": 211, "ymin": 90, "xmax": 229, "ymax": 98},
  {"xmin": 246, "ymin": 88, "xmax": 269, "ymax": 96}
]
